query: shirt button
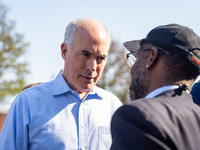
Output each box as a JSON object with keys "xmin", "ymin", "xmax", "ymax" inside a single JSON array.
[
  {"xmin": 81, "ymin": 124, "xmax": 85, "ymax": 128},
  {"xmin": 81, "ymin": 147, "xmax": 85, "ymax": 150}
]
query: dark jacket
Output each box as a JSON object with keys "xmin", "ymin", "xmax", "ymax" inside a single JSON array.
[{"xmin": 111, "ymin": 90, "xmax": 200, "ymax": 150}]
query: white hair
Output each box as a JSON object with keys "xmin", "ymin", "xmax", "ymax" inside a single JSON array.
[{"xmin": 64, "ymin": 18, "xmax": 111, "ymax": 51}]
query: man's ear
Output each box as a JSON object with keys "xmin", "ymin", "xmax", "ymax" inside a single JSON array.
[
  {"xmin": 146, "ymin": 47, "xmax": 159, "ymax": 69},
  {"xmin": 61, "ymin": 42, "xmax": 68, "ymax": 60}
]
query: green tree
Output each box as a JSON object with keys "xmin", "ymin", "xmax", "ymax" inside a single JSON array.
[
  {"xmin": 97, "ymin": 39, "xmax": 130, "ymax": 103},
  {"xmin": 0, "ymin": 2, "xmax": 29, "ymax": 101}
]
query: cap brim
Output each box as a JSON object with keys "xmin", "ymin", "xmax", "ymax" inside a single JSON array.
[{"xmin": 123, "ymin": 40, "xmax": 141, "ymax": 52}]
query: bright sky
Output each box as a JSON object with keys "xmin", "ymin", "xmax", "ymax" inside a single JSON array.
[{"xmin": 1, "ymin": 0, "xmax": 200, "ymax": 85}]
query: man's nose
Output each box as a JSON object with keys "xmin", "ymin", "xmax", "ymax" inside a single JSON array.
[{"xmin": 87, "ymin": 58, "xmax": 97, "ymax": 72}]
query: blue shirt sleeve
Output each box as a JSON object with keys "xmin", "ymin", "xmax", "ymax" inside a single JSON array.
[{"xmin": 0, "ymin": 95, "xmax": 30, "ymax": 150}]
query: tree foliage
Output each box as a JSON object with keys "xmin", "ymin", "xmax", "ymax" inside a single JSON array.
[
  {"xmin": 0, "ymin": 3, "xmax": 29, "ymax": 101},
  {"xmin": 97, "ymin": 39, "xmax": 130, "ymax": 103}
]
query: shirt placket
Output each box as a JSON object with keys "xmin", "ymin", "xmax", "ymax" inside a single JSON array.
[{"xmin": 78, "ymin": 101, "xmax": 88, "ymax": 150}]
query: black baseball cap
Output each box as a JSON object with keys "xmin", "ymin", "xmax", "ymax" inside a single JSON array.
[{"xmin": 123, "ymin": 24, "xmax": 200, "ymax": 69}]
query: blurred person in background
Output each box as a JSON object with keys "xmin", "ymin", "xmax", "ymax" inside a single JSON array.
[
  {"xmin": 191, "ymin": 80, "xmax": 200, "ymax": 106},
  {"xmin": 22, "ymin": 83, "xmax": 41, "ymax": 91}
]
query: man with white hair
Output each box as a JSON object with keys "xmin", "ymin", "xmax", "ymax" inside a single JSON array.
[{"xmin": 0, "ymin": 18, "xmax": 122, "ymax": 150}]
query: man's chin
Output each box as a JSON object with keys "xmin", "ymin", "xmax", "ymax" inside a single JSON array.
[
  {"xmin": 128, "ymin": 91, "xmax": 136, "ymax": 101},
  {"xmin": 79, "ymin": 84, "xmax": 95, "ymax": 92}
]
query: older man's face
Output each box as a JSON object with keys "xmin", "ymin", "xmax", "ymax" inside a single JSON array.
[
  {"xmin": 61, "ymin": 25, "xmax": 110, "ymax": 94},
  {"xmin": 129, "ymin": 50, "xmax": 150, "ymax": 100}
]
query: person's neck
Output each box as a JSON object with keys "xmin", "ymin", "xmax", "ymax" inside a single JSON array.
[
  {"xmin": 78, "ymin": 91, "xmax": 90, "ymax": 100},
  {"xmin": 174, "ymin": 80, "xmax": 194, "ymax": 91}
]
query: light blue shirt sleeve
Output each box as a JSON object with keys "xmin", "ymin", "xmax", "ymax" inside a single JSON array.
[
  {"xmin": 0, "ymin": 70, "xmax": 122, "ymax": 150},
  {"xmin": 0, "ymin": 95, "xmax": 30, "ymax": 149}
]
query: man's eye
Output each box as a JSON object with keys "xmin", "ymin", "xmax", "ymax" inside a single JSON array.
[
  {"xmin": 97, "ymin": 56, "xmax": 105, "ymax": 60},
  {"xmin": 82, "ymin": 53, "xmax": 90, "ymax": 57},
  {"xmin": 97, "ymin": 56, "xmax": 106, "ymax": 64}
]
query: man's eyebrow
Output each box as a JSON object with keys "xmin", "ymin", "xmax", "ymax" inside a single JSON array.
[
  {"xmin": 81, "ymin": 50, "xmax": 107, "ymax": 57},
  {"xmin": 81, "ymin": 50, "xmax": 91, "ymax": 54}
]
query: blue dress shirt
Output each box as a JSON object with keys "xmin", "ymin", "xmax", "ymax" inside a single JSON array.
[{"xmin": 0, "ymin": 70, "xmax": 122, "ymax": 150}]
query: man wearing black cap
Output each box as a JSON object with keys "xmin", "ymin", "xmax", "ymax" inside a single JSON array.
[{"xmin": 110, "ymin": 24, "xmax": 200, "ymax": 150}]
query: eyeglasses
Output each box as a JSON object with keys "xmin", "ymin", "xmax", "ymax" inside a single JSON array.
[{"xmin": 126, "ymin": 48, "xmax": 162, "ymax": 68}]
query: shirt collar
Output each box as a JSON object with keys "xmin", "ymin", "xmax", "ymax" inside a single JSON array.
[
  {"xmin": 145, "ymin": 85, "xmax": 179, "ymax": 99},
  {"xmin": 52, "ymin": 70, "xmax": 101, "ymax": 99},
  {"xmin": 52, "ymin": 70, "xmax": 72, "ymax": 96}
]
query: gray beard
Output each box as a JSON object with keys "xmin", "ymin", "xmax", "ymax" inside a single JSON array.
[{"xmin": 129, "ymin": 77, "xmax": 149, "ymax": 101}]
